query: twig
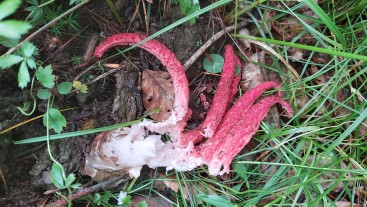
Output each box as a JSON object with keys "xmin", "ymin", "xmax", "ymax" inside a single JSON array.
[
  {"xmin": 183, "ymin": 21, "xmax": 247, "ymax": 70},
  {"xmin": 47, "ymin": 176, "xmax": 127, "ymax": 206},
  {"xmin": 5, "ymin": 0, "xmax": 90, "ymax": 55},
  {"xmin": 126, "ymin": 0, "xmax": 141, "ymax": 32}
]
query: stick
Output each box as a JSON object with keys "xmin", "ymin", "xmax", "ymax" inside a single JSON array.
[{"xmin": 183, "ymin": 21, "xmax": 247, "ymax": 70}]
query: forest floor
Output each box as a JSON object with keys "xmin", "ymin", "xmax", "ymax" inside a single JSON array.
[{"xmin": 0, "ymin": 0, "xmax": 366, "ymax": 206}]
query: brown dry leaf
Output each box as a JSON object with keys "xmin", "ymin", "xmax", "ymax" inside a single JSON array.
[
  {"xmin": 142, "ymin": 70, "xmax": 174, "ymax": 121},
  {"xmin": 272, "ymin": 18, "xmax": 305, "ymax": 41},
  {"xmin": 240, "ymin": 52, "xmax": 266, "ymax": 90}
]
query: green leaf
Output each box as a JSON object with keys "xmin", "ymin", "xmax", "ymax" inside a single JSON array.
[
  {"xmin": 0, "ymin": 54, "xmax": 23, "ymax": 69},
  {"xmin": 36, "ymin": 65, "xmax": 55, "ymax": 89},
  {"xmin": 0, "ymin": 20, "xmax": 32, "ymax": 39},
  {"xmin": 138, "ymin": 201, "xmax": 148, "ymax": 207},
  {"xmin": 64, "ymin": 173, "xmax": 76, "ymax": 187},
  {"xmin": 27, "ymin": 58, "xmax": 37, "ymax": 69},
  {"xmin": 57, "ymin": 82, "xmax": 72, "ymax": 94},
  {"xmin": 18, "ymin": 101, "xmax": 31, "ymax": 112},
  {"xmin": 102, "ymin": 191, "xmax": 114, "ymax": 203},
  {"xmin": 203, "ymin": 54, "xmax": 224, "ymax": 74},
  {"xmin": 25, "ymin": 0, "xmax": 44, "ymax": 25},
  {"xmin": 233, "ymin": 162, "xmax": 248, "ymax": 180},
  {"xmin": 122, "ymin": 195, "xmax": 132, "ymax": 205},
  {"xmin": 197, "ymin": 194, "xmax": 234, "ymax": 207},
  {"xmin": 72, "ymin": 80, "xmax": 88, "ymax": 93},
  {"xmin": 18, "ymin": 61, "xmax": 30, "ymax": 89},
  {"xmin": 0, "ymin": 36, "xmax": 18, "ymax": 47},
  {"xmin": 37, "ymin": 89, "xmax": 51, "ymax": 100},
  {"xmin": 235, "ymin": 64, "xmax": 241, "ymax": 76},
  {"xmin": 93, "ymin": 193, "xmax": 102, "ymax": 205},
  {"xmin": 43, "ymin": 108, "xmax": 67, "ymax": 133},
  {"xmin": 70, "ymin": 0, "xmax": 83, "ymax": 5},
  {"xmin": 70, "ymin": 183, "xmax": 81, "ymax": 189},
  {"xmin": 0, "ymin": 0, "xmax": 21, "ymax": 20},
  {"xmin": 177, "ymin": 0, "xmax": 200, "ymax": 24},
  {"xmin": 20, "ymin": 41, "xmax": 37, "ymax": 58},
  {"xmin": 51, "ymin": 163, "xmax": 65, "ymax": 189}
]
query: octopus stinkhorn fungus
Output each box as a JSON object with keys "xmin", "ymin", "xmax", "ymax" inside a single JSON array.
[{"xmin": 83, "ymin": 33, "xmax": 293, "ymax": 178}]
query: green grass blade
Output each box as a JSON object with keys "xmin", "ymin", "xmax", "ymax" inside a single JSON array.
[
  {"xmin": 301, "ymin": 0, "xmax": 347, "ymax": 48},
  {"xmin": 324, "ymin": 106, "xmax": 367, "ymax": 156},
  {"xmin": 232, "ymin": 34, "xmax": 367, "ymax": 61},
  {"xmin": 14, "ymin": 119, "xmax": 142, "ymax": 144}
]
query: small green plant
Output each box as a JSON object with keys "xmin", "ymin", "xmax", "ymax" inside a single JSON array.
[
  {"xmin": 0, "ymin": 41, "xmax": 38, "ymax": 88},
  {"xmin": 172, "ymin": 0, "xmax": 200, "ymax": 24},
  {"xmin": 50, "ymin": 162, "xmax": 81, "ymax": 195},
  {"xmin": 25, "ymin": 0, "xmax": 52, "ymax": 25},
  {"xmin": 1, "ymin": 43, "xmax": 72, "ymax": 133},
  {"xmin": 72, "ymin": 55, "xmax": 82, "ymax": 65},
  {"xmin": 49, "ymin": 10, "xmax": 81, "ymax": 36},
  {"xmin": 46, "ymin": 118, "xmax": 80, "ymax": 207},
  {"xmin": 88, "ymin": 191, "xmax": 148, "ymax": 207},
  {"xmin": 69, "ymin": 0, "xmax": 84, "ymax": 5},
  {"xmin": 72, "ymin": 80, "xmax": 88, "ymax": 93},
  {"xmin": 203, "ymin": 54, "xmax": 224, "ymax": 74},
  {"xmin": 0, "ymin": 0, "xmax": 34, "ymax": 88},
  {"xmin": 35, "ymin": 65, "xmax": 72, "ymax": 133},
  {"xmin": 25, "ymin": 0, "xmax": 81, "ymax": 35},
  {"xmin": 0, "ymin": 0, "xmax": 32, "ymax": 47},
  {"xmin": 203, "ymin": 54, "xmax": 241, "ymax": 75},
  {"xmin": 91, "ymin": 191, "xmax": 115, "ymax": 206}
]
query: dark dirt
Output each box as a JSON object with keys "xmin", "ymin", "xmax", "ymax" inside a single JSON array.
[{"xmin": 0, "ymin": 1, "xmax": 211, "ymax": 206}]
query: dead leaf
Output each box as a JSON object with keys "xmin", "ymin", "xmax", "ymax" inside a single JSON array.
[
  {"xmin": 81, "ymin": 119, "xmax": 98, "ymax": 130},
  {"xmin": 240, "ymin": 52, "xmax": 266, "ymax": 90},
  {"xmin": 288, "ymin": 48, "xmax": 304, "ymax": 62},
  {"xmin": 272, "ymin": 18, "xmax": 305, "ymax": 41},
  {"xmin": 142, "ymin": 70, "xmax": 174, "ymax": 121}
]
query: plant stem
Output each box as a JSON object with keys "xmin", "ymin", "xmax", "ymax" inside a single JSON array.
[
  {"xmin": 17, "ymin": 75, "xmax": 36, "ymax": 116},
  {"xmin": 45, "ymin": 97, "xmax": 70, "ymax": 205}
]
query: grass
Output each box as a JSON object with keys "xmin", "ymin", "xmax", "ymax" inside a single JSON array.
[{"xmin": 8, "ymin": 0, "xmax": 367, "ymax": 206}]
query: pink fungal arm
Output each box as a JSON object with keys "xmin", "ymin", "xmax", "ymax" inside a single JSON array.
[
  {"xmin": 228, "ymin": 57, "xmax": 242, "ymax": 104},
  {"xmin": 197, "ymin": 95, "xmax": 293, "ymax": 174},
  {"xmin": 84, "ymin": 33, "xmax": 294, "ymax": 178},
  {"xmin": 94, "ymin": 33, "xmax": 190, "ymax": 123},
  {"xmin": 181, "ymin": 45, "xmax": 239, "ymax": 146},
  {"xmin": 217, "ymin": 81, "xmax": 283, "ymax": 136}
]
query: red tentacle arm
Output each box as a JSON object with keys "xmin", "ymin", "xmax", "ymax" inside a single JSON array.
[
  {"xmin": 94, "ymin": 33, "xmax": 190, "ymax": 124},
  {"xmin": 197, "ymin": 95, "xmax": 293, "ymax": 175},
  {"xmin": 181, "ymin": 45, "xmax": 239, "ymax": 146},
  {"xmin": 228, "ymin": 56, "xmax": 242, "ymax": 104},
  {"xmin": 216, "ymin": 81, "xmax": 284, "ymax": 137}
]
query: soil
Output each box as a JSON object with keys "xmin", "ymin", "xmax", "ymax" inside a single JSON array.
[{"xmin": 0, "ymin": 1, "xmax": 211, "ymax": 206}]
